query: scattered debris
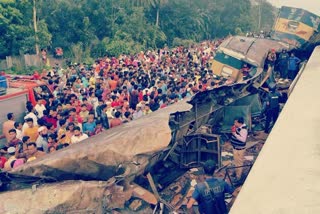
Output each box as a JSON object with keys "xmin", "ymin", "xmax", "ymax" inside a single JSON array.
[
  {"xmin": 129, "ymin": 199, "xmax": 143, "ymax": 211},
  {"xmin": 244, "ymin": 156, "xmax": 254, "ymax": 161},
  {"xmin": 132, "ymin": 184, "xmax": 157, "ymax": 205}
]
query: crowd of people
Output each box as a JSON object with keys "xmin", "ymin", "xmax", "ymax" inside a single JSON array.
[
  {"xmin": 0, "ymin": 40, "xmax": 225, "ymax": 171},
  {"xmin": 0, "ymin": 38, "xmax": 302, "ymax": 171}
]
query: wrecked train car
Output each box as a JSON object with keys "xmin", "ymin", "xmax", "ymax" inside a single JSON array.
[{"xmin": 211, "ymin": 36, "xmax": 291, "ymax": 88}]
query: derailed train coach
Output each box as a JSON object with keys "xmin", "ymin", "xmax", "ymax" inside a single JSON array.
[{"xmin": 210, "ymin": 35, "xmax": 292, "ymax": 85}]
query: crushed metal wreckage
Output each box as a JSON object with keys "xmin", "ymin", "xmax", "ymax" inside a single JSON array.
[{"xmin": 0, "ymin": 36, "xmax": 297, "ymax": 213}]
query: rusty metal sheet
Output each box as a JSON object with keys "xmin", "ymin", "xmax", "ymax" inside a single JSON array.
[{"xmin": 0, "ymin": 180, "xmax": 131, "ymax": 214}]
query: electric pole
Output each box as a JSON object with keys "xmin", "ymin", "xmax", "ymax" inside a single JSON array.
[{"xmin": 33, "ymin": 0, "xmax": 39, "ymax": 55}]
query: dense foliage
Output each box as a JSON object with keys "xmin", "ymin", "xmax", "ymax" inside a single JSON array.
[{"xmin": 0, "ymin": 0, "xmax": 276, "ymax": 60}]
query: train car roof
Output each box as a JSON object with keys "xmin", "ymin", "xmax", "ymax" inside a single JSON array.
[
  {"xmin": 0, "ymin": 87, "xmax": 28, "ymax": 101},
  {"xmin": 218, "ymin": 36, "xmax": 291, "ymax": 67},
  {"xmin": 9, "ymin": 79, "xmax": 47, "ymax": 89}
]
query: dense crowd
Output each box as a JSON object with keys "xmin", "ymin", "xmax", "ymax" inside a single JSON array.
[{"xmin": 0, "ymin": 40, "xmax": 226, "ymax": 171}]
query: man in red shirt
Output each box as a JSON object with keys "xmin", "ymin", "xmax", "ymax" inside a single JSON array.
[
  {"xmin": 68, "ymin": 108, "xmax": 83, "ymax": 124},
  {"xmin": 110, "ymin": 111, "xmax": 122, "ymax": 128},
  {"xmin": 108, "ymin": 76, "xmax": 118, "ymax": 91}
]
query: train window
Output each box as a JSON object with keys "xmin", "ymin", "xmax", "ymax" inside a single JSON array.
[
  {"xmin": 287, "ymin": 21, "xmax": 299, "ymax": 32},
  {"xmin": 221, "ymin": 66, "xmax": 234, "ymax": 78},
  {"xmin": 33, "ymin": 85, "xmax": 51, "ymax": 101},
  {"xmin": 214, "ymin": 52, "xmax": 243, "ymax": 69}
]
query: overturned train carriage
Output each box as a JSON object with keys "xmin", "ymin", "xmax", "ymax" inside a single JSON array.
[{"xmin": 211, "ymin": 36, "xmax": 291, "ymax": 84}]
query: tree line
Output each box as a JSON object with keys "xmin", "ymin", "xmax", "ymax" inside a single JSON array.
[{"xmin": 0, "ymin": 0, "xmax": 276, "ymax": 62}]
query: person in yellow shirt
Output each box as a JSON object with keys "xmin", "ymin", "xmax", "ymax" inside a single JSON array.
[
  {"xmin": 143, "ymin": 103, "xmax": 153, "ymax": 115},
  {"xmin": 79, "ymin": 104, "xmax": 89, "ymax": 122},
  {"xmin": 23, "ymin": 118, "xmax": 39, "ymax": 142},
  {"xmin": 89, "ymin": 76, "xmax": 96, "ymax": 89},
  {"xmin": 57, "ymin": 119, "xmax": 67, "ymax": 144},
  {"xmin": 59, "ymin": 122, "xmax": 75, "ymax": 145}
]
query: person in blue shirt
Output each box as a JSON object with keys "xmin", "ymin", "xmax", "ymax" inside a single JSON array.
[
  {"xmin": 288, "ymin": 53, "xmax": 301, "ymax": 80},
  {"xmin": 277, "ymin": 49, "xmax": 289, "ymax": 79},
  {"xmin": 187, "ymin": 160, "xmax": 234, "ymax": 214},
  {"xmin": 82, "ymin": 113, "xmax": 96, "ymax": 136}
]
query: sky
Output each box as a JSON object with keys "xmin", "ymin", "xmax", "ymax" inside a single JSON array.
[{"xmin": 267, "ymin": 0, "xmax": 320, "ymax": 16}]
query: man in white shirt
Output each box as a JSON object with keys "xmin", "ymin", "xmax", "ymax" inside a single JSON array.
[
  {"xmin": 14, "ymin": 121, "xmax": 23, "ymax": 140},
  {"xmin": 36, "ymin": 126, "xmax": 49, "ymax": 153},
  {"xmin": 35, "ymin": 99, "xmax": 46, "ymax": 118},
  {"xmin": 71, "ymin": 126, "xmax": 88, "ymax": 144},
  {"xmin": 133, "ymin": 104, "xmax": 143, "ymax": 120},
  {"xmin": 230, "ymin": 117, "xmax": 248, "ymax": 182}
]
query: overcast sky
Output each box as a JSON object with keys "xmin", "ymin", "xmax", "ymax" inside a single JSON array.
[{"xmin": 267, "ymin": 0, "xmax": 320, "ymax": 15}]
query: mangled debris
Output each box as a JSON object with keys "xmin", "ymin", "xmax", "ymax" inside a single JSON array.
[{"xmin": 0, "ymin": 180, "xmax": 127, "ymax": 213}]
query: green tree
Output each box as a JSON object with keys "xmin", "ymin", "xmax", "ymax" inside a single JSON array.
[
  {"xmin": 106, "ymin": 6, "xmax": 166, "ymax": 56},
  {"xmin": 0, "ymin": 0, "xmax": 35, "ymax": 57},
  {"xmin": 0, "ymin": 0, "xmax": 277, "ymax": 61},
  {"xmin": 251, "ymin": 0, "xmax": 276, "ymax": 31}
]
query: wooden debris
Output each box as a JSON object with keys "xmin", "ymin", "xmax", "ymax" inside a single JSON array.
[
  {"xmin": 147, "ymin": 173, "xmax": 175, "ymax": 211},
  {"xmin": 129, "ymin": 199, "xmax": 143, "ymax": 211},
  {"xmin": 132, "ymin": 184, "xmax": 157, "ymax": 205},
  {"xmin": 170, "ymin": 184, "xmax": 182, "ymax": 193},
  {"xmin": 171, "ymin": 194, "xmax": 183, "ymax": 207}
]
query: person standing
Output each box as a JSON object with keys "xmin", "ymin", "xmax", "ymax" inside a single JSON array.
[
  {"xmin": 110, "ymin": 111, "xmax": 122, "ymax": 128},
  {"xmin": 264, "ymin": 87, "xmax": 281, "ymax": 134},
  {"xmin": 14, "ymin": 121, "xmax": 23, "ymax": 140},
  {"xmin": 35, "ymin": 99, "xmax": 46, "ymax": 119},
  {"xmin": 22, "ymin": 105, "xmax": 38, "ymax": 133},
  {"xmin": 23, "ymin": 118, "xmax": 39, "ymax": 142},
  {"xmin": 7, "ymin": 129, "xmax": 22, "ymax": 148},
  {"xmin": 230, "ymin": 117, "xmax": 248, "ymax": 182},
  {"xmin": 36, "ymin": 126, "xmax": 49, "ymax": 153},
  {"xmin": 187, "ymin": 160, "xmax": 234, "ymax": 214},
  {"xmin": 288, "ymin": 53, "xmax": 301, "ymax": 80},
  {"xmin": 267, "ymin": 49, "xmax": 277, "ymax": 68},
  {"xmin": 278, "ymin": 49, "xmax": 289, "ymax": 79},
  {"xmin": 2, "ymin": 113, "xmax": 15, "ymax": 142},
  {"xmin": 70, "ymin": 126, "xmax": 88, "ymax": 144},
  {"xmin": 129, "ymin": 84, "xmax": 139, "ymax": 110}
]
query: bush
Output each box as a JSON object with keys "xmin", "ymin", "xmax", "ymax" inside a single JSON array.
[
  {"xmin": 5, "ymin": 65, "xmax": 43, "ymax": 75},
  {"xmin": 172, "ymin": 38, "xmax": 195, "ymax": 48}
]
